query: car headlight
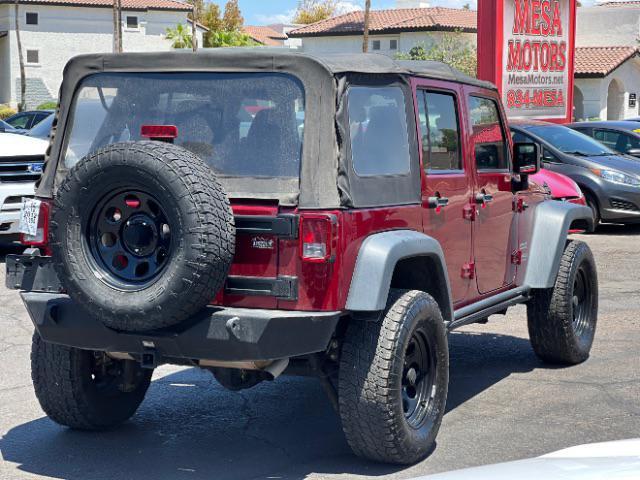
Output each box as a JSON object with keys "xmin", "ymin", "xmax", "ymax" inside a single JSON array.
[{"xmin": 591, "ymin": 168, "xmax": 640, "ymax": 187}]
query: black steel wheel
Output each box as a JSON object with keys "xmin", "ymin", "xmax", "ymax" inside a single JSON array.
[
  {"xmin": 88, "ymin": 190, "xmax": 172, "ymax": 289},
  {"xmin": 50, "ymin": 141, "xmax": 235, "ymax": 332},
  {"xmin": 402, "ymin": 328, "xmax": 438, "ymax": 430},
  {"xmin": 527, "ymin": 240, "xmax": 598, "ymax": 364},
  {"xmin": 338, "ymin": 289, "xmax": 449, "ymax": 464}
]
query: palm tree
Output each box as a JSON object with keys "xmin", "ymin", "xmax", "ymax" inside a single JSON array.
[
  {"xmin": 362, "ymin": 0, "xmax": 371, "ymax": 53},
  {"xmin": 166, "ymin": 24, "xmax": 193, "ymax": 49},
  {"xmin": 14, "ymin": 0, "xmax": 26, "ymax": 111}
]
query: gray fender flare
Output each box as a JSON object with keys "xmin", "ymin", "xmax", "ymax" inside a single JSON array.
[
  {"xmin": 523, "ymin": 201, "xmax": 594, "ymax": 289},
  {"xmin": 345, "ymin": 230, "xmax": 453, "ymax": 322}
]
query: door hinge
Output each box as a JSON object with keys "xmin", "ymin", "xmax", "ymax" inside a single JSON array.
[
  {"xmin": 511, "ymin": 250, "xmax": 523, "ymax": 265},
  {"xmin": 462, "ymin": 204, "xmax": 477, "ymax": 221},
  {"xmin": 513, "ymin": 198, "xmax": 529, "ymax": 213},
  {"xmin": 461, "ymin": 262, "xmax": 475, "ymax": 279}
]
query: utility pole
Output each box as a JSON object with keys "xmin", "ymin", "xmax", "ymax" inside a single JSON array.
[
  {"xmin": 14, "ymin": 0, "xmax": 26, "ymax": 111},
  {"xmin": 362, "ymin": 0, "xmax": 371, "ymax": 53},
  {"xmin": 113, "ymin": 0, "xmax": 122, "ymax": 53},
  {"xmin": 192, "ymin": 2, "xmax": 198, "ymax": 52}
]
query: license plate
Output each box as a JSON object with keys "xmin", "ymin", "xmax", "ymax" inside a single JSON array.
[{"xmin": 19, "ymin": 198, "xmax": 41, "ymax": 236}]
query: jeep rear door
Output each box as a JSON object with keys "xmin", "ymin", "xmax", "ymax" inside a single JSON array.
[
  {"xmin": 412, "ymin": 79, "xmax": 474, "ymax": 305},
  {"xmin": 463, "ymin": 88, "xmax": 518, "ymax": 295}
]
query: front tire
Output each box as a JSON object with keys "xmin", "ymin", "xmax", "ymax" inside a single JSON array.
[
  {"xmin": 31, "ymin": 334, "xmax": 152, "ymax": 429},
  {"xmin": 338, "ymin": 290, "xmax": 449, "ymax": 464},
  {"xmin": 527, "ymin": 240, "xmax": 598, "ymax": 364}
]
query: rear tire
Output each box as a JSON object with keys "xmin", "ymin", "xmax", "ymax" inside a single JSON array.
[
  {"xmin": 338, "ymin": 290, "xmax": 449, "ymax": 464},
  {"xmin": 527, "ymin": 240, "xmax": 598, "ymax": 365},
  {"xmin": 31, "ymin": 333, "xmax": 152, "ymax": 429}
]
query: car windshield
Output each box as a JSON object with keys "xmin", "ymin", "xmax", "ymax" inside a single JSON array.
[
  {"xmin": 27, "ymin": 113, "xmax": 54, "ymax": 139},
  {"xmin": 526, "ymin": 124, "xmax": 615, "ymax": 156},
  {"xmin": 64, "ymin": 72, "xmax": 305, "ymax": 179},
  {"xmin": 0, "ymin": 119, "xmax": 14, "ymax": 131}
]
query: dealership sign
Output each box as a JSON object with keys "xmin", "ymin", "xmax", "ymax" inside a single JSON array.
[{"xmin": 478, "ymin": 0, "xmax": 577, "ymax": 122}]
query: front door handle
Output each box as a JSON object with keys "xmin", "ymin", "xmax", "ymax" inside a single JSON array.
[
  {"xmin": 427, "ymin": 196, "xmax": 450, "ymax": 209},
  {"xmin": 475, "ymin": 192, "xmax": 494, "ymax": 205}
]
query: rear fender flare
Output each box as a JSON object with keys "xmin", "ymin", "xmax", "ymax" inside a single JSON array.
[
  {"xmin": 345, "ymin": 230, "xmax": 453, "ymax": 322},
  {"xmin": 523, "ymin": 201, "xmax": 594, "ymax": 289}
]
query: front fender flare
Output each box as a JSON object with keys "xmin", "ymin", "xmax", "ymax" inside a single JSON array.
[
  {"xmin": 524, "ymin": 201, "xmax": 594, "ymax": 289},
  {"xmin": 345, "ymin": 230, "xmax": 453, "ymax": 322}
]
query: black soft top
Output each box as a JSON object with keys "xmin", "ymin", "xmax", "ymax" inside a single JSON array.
[{"xmin": 39, "ymin": 49, "xmax": 496, "ymax": 208}]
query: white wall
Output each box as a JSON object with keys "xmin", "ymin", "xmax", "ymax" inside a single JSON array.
[
  {"xmin": 0, "ymin": 4, "xmax": 194, "ymax": 108},
  {"xmin": 300, "ymin": 31, "xmax": 476, "ymax": 56},
  {"xmin": 574, "ymin": 58, "xmax": 640, "ymax": 120},
  {"xmin": 576, "ymin": 5, "xmax": 640, "ymax": 47}
]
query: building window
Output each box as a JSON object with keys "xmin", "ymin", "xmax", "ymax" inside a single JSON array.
[
  {"xmin": 26, "ymin": 12, "xmax": 38, "ymax": 25},
  {"xmin": 26, "ymin": 49, "xmax": 39, "ymax": 65},
  {"xmin": 390, "ymin": 39, "xmax": 398, "ymax": 50},
  {"xmin": 126, "ymin": 16, "xmax": 139, "ymax": 29},
  {"xmin": 372, "ymin": 40, "xmax": 381, "ymax": 51}
]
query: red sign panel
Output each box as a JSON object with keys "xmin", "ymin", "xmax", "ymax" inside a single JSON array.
[{"xmin": 478, "ymin": 0, "xmax": 577, "ymax": 123}]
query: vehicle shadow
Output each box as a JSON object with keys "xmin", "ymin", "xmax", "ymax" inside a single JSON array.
[
  {"xmin": 1, "ymin": 331, "xmax": 554, "ymax": 480},
  {"xmin": 590, "ymin": 223, "xmax": 640, "ymax": 237}
]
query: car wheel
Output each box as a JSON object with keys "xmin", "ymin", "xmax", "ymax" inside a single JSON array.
[
  {"xmin": 50, "ymin": 141, "xmax": 235, "ymax": 332},
  {"xmin": 31, "ymin": 333, "xmax": 152, "ymax": 429},
  {"xmin": 584, "ymin": 193, "xmax": 600, "ymax": 233},
  {"xmin": 338, "ymin": 289, "xmax": 449, "ymax": 464},
  {"xmin": 527, "ymin": 240, "xmax": 598, "ymax": 364}
]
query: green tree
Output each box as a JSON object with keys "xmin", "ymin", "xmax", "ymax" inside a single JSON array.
[
  {"xmin": 396, "ymin": 30, "xmax": 478, "ymax": 78},
  {"xmin": 207, "ymin": 30, "xmax": 257, "ymax": 48},
  {"xmin": 293, "ymin": 0, "xmax": 337, "ymax": 24},
  {"xmin": 202, "ymin": 3, "xmax": 223, "ymax": 32},
  {"xmin": 165, "ymin": 24, "xmax": 193, "ymax": 49},
  {"xmin": 222, "ymin": 0, "xmax": 243, "ymax": 31}
]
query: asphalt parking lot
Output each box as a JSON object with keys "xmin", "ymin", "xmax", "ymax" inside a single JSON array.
[{"xmin": 1, "ymin": 225, "xmax": 639, "ymax": 480}]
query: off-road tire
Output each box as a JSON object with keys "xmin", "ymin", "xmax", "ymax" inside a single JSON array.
[
  {"xmin": 527, "ymin": 240, "xmax": 598, "ymax": 364},
  {"xmin": 50, "ymin": 141, "xmax": 235, "ymax": 332},
  {"xmin": 338, "ymin": 290, "xmax": 449, "ymax": 464},
  {"xmin": 31, "ymin": 333, "xmax": 152, "ymax": 429}
]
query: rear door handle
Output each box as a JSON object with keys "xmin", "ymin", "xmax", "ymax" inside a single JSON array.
[
  {"xmin": 475, "ymin": 192, "xmax": 494, "ymax": 205},
  {"xmin": 427, "ymin": 196, "xmax": 450, "ymax": 209}
]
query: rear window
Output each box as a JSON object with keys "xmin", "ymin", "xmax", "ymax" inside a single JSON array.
[{"xmin": 63, "ymin": 73, "xmax": 305, "ymax": 178}]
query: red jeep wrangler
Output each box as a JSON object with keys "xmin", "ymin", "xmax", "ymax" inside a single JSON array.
[{"xmin": 8, "ymin": 50, "xmax": 597, "ymax": 465}]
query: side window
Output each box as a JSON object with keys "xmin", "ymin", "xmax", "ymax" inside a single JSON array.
[
  {"xmin": 8, "ymin": 114, "xmax": 29, "ymax": 129},
  {"xmin": 595, "ymin": 129, "xmax": 638, "ymax": 153},
  {"xmin": 542, "ymin": 147, "xmax": 560, "ymax": 163},
  {"xmin": 469, "ymin": 96, "xmax": 509, "ymax": 171},
  {"xmin": 417, "ymin": 90, "xmax": 462, "ymax": 172},
  {"xmin": 510, "ymin": 129, "xmax": 531, "ymax": 144},
  {"xmin": 347, "ymin": 86, "xmax": 411, "ymax": 176}
]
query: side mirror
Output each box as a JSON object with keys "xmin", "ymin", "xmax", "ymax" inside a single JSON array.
[
  {"xmin": 627, "ymin": 148, "xmax": 640, "ymax": 157},
  {"xmin": 513, "ymin": 142, "xmax": 540, "ymax": 175}
]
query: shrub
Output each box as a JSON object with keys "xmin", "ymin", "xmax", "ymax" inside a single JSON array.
[
  {"xmin": 0, "ymin": 105, "xmax": 17, "ymax": 120},
  {"xmin": 37, "ymin": 101, "xmax": 57, "ymax": 110}
]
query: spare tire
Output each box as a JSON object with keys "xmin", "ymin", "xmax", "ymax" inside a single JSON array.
[{"xmin": 50, "ymin": 141, "xmax": 235, "ymax": 332}]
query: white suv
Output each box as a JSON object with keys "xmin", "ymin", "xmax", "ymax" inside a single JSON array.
[{"xmin": 0, "ymin": 132, "xmax": 48, "ymax": 238}]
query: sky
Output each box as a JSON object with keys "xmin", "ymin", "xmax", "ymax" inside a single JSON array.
[{"xmin": 210, "ymin": 0, "xmax": 605, "ymax": 26}]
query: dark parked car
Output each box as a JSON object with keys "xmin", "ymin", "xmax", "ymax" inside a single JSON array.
[
  {"xmin": 0, "ymin": 119, "xmax": 18, "ymax": 133},
  {"xmin": 569, "ymin": 121, "xmax": 640, "ymax": 158},
  {"xmin": 511, "ymin": 120, "xmax": 640, "ymax": 229},
  {"xmin": 25, "ymin": 112, "xmax": 54, "ymax": 140},
  {"xmin": 5, "ymin": 110, "xmax": 54, "ymax": 132}
]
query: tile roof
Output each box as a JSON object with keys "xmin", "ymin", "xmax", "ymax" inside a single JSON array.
[
  {"xmin": 575, "ymin": 46, "xmax": 639, "ymax": 76},
  {"xmin": 243, "ymin": 25, "xmax": 288, "ymax": 46},
  {"xmin": 0, "ymin": 0, "xmax": 191, "ymax": 10},
  {"xmin": 288, "ymin": 7, "xmax": 477, "ymax": 37}
]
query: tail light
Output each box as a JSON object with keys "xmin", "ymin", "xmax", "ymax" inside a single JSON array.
[
  {"xmin": 300, "ymin": 214, "xmax": 337, "ymax": 263},
  {"xmin": 20, "ymin": 199, "xmax": 51, "ymax": 250}
]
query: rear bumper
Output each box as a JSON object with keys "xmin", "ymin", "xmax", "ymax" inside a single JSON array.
[
  {"xmin": 21, "ymin": 292, "xmax": 341, "ymax": 362},
  {"xmin": 9, "ymin": 254, "xmax": 341, "ymax": 363}
]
